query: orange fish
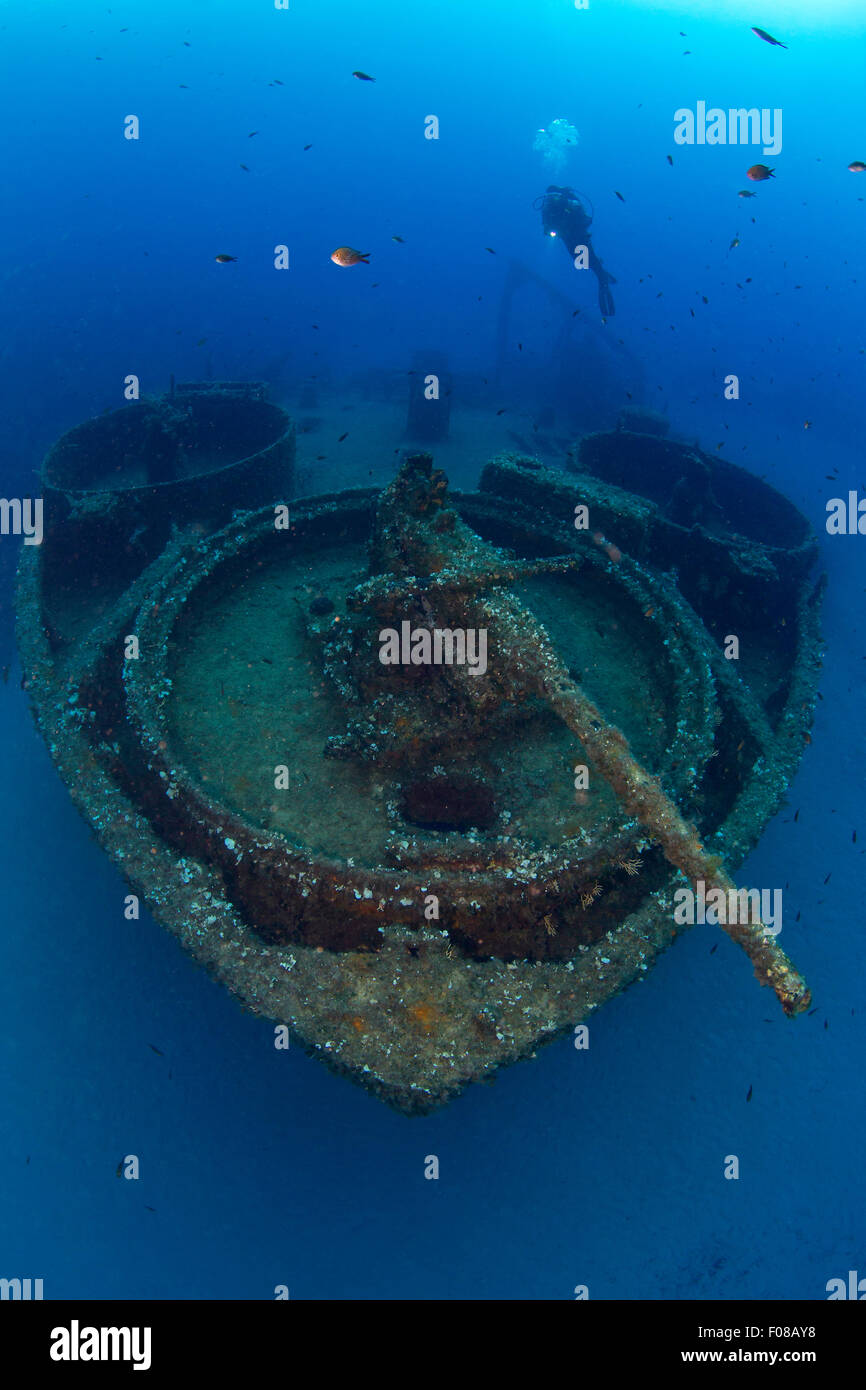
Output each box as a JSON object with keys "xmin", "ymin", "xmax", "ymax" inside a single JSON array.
[
  {"xmin": 746, "ymin": 164, "xmax": 774, "ymax": 181},
  {"xmin": 331, "ymin": 246, "xmax": 370, "ymax": 266}
]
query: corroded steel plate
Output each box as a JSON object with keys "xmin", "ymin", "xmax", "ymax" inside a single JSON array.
[{"xmin": 17, "ymin": 444, "xmax": 823, "ymax": 1112}]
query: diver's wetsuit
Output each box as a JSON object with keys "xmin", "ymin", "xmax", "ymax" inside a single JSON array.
[{"xmin": 540, "ymin": 185, "xmax": 616, "ymax": 317}]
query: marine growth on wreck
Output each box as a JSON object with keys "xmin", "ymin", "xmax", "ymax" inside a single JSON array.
[{"xmin": 17, "ymin": 388, "xmax": 823, "ymax": 1113}]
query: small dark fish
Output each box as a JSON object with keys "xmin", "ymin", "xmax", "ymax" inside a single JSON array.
[
  {"xmin": 746, "ymin": 1084, "xmax": 753, "ymax": 1102},
  {"xmin": 248, "ymin": 131, "xmax": 258, "ymax": 137},
  {"xmin": 848, "ymin": 161, "xmax": 866, "ymax": 173},
  {"xmin": 215, "ymin": 254, "xmax": 238, "ymax": 263},
  {"xmin": 572, "ymin": 308, "xmax": 580, "ymax": 316},
  {"xmin": 240, "ymin": 163, "xmax": 250, "ymax": 171},
  {"xmin": 666, "ymin": 155, "xmax": 673, "ymax": 166},
  {"xmin": 148, "ymin": 1044, "xmax": 164, "ymax": 1056},
  {"xmin": 824, "ymin": 1019, "xmax": 828, "ymax": 1030},
  {"xmin": 338, "ymin": 432, "xmax": 348, "ymax": 442},
  {"xmin": 273, "ymin": 79, "xmax": 284, "ymax": 85},
  {"xmin": 729, "ymin": 236, "xmax": 740, "ymax": 249},
  {"xmin": 809, "ymin": 1007, "xmax": 818, "ymax": 1016},
  {"xmin": 854, "ymin": 830, "xmax": 857, "ymax": 843},
  {"xmin": 737, "ymin": 189, "xmax": 757, "ymax": 198},
  {"xmin": 25, "ymin": 1155, "xmax": 30, "ymax": 1164},
  {"xmin": 196, "ymin": 338, "xmax": 207, "ymax": 346},
  {"xmin": 709, "ymin": 943, "xmax": 718, "ymax": 954},
  {"xmin": 615, "ymin": 190, "xmax": 625, "ymax": 201},
  {"xmin": 145, "ymin": 1206, "xmax": 156, "ymax": 1212},
  {"xmin": 179, "ymin": 84, "xmax": 188, "ymax": 88},
  {"xmin": 304, "ymin": 144, "xmax": 312, "ymax": 150},
  {"xmin": 702, "ymin": 295, "xmax": 709, "ymax": 304},
  {"xmin": 485, "ymin": 246, "xmax": 496, "ymax": 254},
  {"xmin": 751, "ymin": 27, "xmax": 787, "ymax": 49},
  {"xmin": 746, "ymin": 163, "xmax": 775, "ymax": 181},
  {"xmin": 517, "ymin": 342, "xmax": 522, "ymax": 350},
  {"xmin": 352, "ymin": 71, "xmax": 375, "ymax": 82},
  {"xmin": 115, "ymin": 1159, "xmax": 124, "ymax": 1178},
  {"xmin": 794, "ymin": 809, "xmax": 800, "ymax": 821},
  {"xmin": 315, "ymin": 455, "xmax": 327, "ymax": 460},
  {"xmin": 331, "ymin": 246, "xmax": 369, "ymax": 266},
  {"xmin": 183, "ymin": 41, "xmax": 191, "ymax": 47},
  {"xmin": 496, "ymin": 408, "xmax": 506, "ymax": 415},
  {"xmin": 824, "ymin": 872, "xmax": 831, "ymax": 884},
  {"xmin": 392, "ymin": 235, "xmax": 405, "ymax": 243}
]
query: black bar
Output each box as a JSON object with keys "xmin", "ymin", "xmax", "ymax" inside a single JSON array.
[{"xmin": 1, "ymin": 1299, "xmax": 860, "ymax": 1374}]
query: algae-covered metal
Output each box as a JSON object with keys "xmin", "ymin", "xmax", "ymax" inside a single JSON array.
[{"xmin": 17, "ymin": 407, "xmax": 823, "ymax": 1112}]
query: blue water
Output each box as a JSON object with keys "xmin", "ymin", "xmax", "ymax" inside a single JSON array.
[{"xmin": 1, "ymin": 0, "xmax": 864, "ymax": 1300}]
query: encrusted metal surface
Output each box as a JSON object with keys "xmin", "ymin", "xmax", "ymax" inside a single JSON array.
[{"xmin": 17, "ymin": 438, "xmax": 824, "ymax": 1112}]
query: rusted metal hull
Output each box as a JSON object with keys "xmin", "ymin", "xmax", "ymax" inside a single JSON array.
[{"xmin": 17, "ymin": 422, "xmax": 824, "ymax": 1112}]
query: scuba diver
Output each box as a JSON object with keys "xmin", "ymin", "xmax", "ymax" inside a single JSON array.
[{"xmin": 537, "ymin": 185, "xmax": 616, "ymax": 317}]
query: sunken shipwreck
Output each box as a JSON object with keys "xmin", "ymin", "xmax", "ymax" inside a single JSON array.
[{"xmin": 17, "ymin": 380, "xmax": 824, "ymax": 1112}]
